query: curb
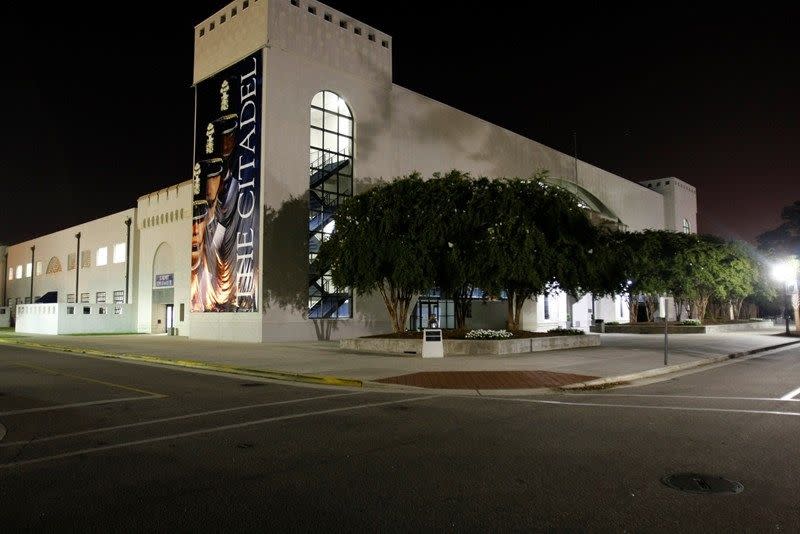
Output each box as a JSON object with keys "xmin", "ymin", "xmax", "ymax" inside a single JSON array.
[
  {"xmin": 558, "ymin": 339, "xmax": 800, "ymax": 391},
  {"xmin": 0, "ymin": 338, "xmax": 363, "ymax": 389}
]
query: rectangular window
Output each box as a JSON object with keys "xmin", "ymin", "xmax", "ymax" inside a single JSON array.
[
  {"xmin": 307, "ymin": 5, "xmax": 315, "ymax": 14},
  {"xmin": 83, "ymin": 306, "xmax": 91, "ymax": 314},
  {"xmin": 67, "ymin": 306, "xmax": 74, "ymax": 314},
  {"xmin": 354, "ymin": 27, "xmax": 362, "ymax": 35},
  {"xmin": 324, "ymin": 13, "xmax": 332, "ymax": 22},
  {"xmin": 80, "ymin": 293, "xmax": 90, "ymax": 303},
  {"xmin": 7, "ymin": 267, "xmax": 12, "ymax": 280},
  {"xmin": 290, "ymin": 0, "xmax": 298, "ymax": 5},
  {"xmin": 35, "ymin": 261, "xmax": 42, "ymax": 276},
  {"xmin": 339, "ymin": 20, "xmax": 348, "ymax": 29},
  {"xmin": 67, "ymin": 253, "xmax": 76, "ymax": 270},
  {"xmin": 243, "ymin": 0, "xmax": 249, "ymax": 8},
  {"xmin": 231, "ymin": 7, "xmax": 237, "ymax": 16},
  {"xmin": 16, "ymin": 265, "xmax": 22, "ymax": 279},
  {"xmin": 97, "ymin": 247, "xmax": 108, "ymax": 266},
  {"xmin": 544, "ymin": 296, "xmax": 550, "ymax": 320},
  {"xmin": 114, "ymin": 305, "xmax": 123, "ymax": 315},
  {"xmin": 96, "ymin": 291, "xmax": 107, "ymax": 303},
  {"xmin": 67, "ymin": 294, "xmax": 75, "ymax": 303},
  {"xmin": 113, "ymin": 243, "xmax": 126, "ymax": 263},
  {"xmin": 113, "ymin": 290, "xmax": 125, "ymax": 304},
  {"xmin": 220, "ymin": 14, "xmax": 226, "ymax": 23},
  {"xmin": 199, "ymin": 28, "xmax": 205, "ymax": 37},
  {"xmin": 81, "ymin": 250, "xmax": 91, "ymax": 268},
  {"xmin": 99, "ymin": 306, "xmax": 107, "ymax": 315},
  {"xmin": 24, "ymin": 297, "xmax": 31, "ymax": 304},
  {"xmin": 25, "ymin": 263, "xmax": 32, "ymax": 278}
]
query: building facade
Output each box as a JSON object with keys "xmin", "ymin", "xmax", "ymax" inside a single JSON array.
[{"xmin": 3, "ymin": 0, "xmax": 697, "ymax": 341}]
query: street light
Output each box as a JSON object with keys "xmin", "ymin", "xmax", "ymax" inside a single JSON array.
[{"xmin": 772, "ymin": 260, "xmax": 797, "ymax": 335}]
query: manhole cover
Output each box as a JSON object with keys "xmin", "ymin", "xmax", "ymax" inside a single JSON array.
[{"xmin": 662, "ymin": 473, "xmax": 743, "ymax": 494}]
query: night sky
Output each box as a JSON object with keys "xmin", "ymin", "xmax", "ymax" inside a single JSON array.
[{"xmin": 2, "ymin": 1, "xmax": 797, "ymax": 245}]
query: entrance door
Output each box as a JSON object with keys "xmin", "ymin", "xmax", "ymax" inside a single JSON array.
[{"xmin": 165, "ymin": 304, "xmax": 174, "ymax": 332}]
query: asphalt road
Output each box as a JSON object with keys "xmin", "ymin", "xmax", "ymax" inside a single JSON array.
[{"xmin": 1, "ymin": 342, "xmax": 800, "ymax": 531}]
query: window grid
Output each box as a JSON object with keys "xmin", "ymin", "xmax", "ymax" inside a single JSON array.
[{"xmin": 308, "ymin": 91, "xmax": 353, "ymax": 320}]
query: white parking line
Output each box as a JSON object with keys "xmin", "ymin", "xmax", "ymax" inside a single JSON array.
[
  {"xmin": 780, "ymin": 386, "xmax": 800, "ymax": 401},
  {"xmin": 0, "ymin": 391, "xmax": 364, "ymax": 448},
  {"xmin": 482, "ymin": 396, "xmax": 800, "ymax": 417},
  {"xmin": 568, "ymin": 393, "xmax": 800, "ymax": 402},
  {"xmin": 0, "ymin": 395, "xmax": 165, "ymax": 417},
  {"xmin": 0, "ymin": 394, "xmax": 438, "ymax": 469}
]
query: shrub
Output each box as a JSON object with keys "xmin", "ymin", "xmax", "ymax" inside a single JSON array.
[
  {"xmin": 680, "ymin": 319, "xmax": 702, "ymax": 326},
  {"xmin": 606, "ymin": 321, "xmax": 620, "ymax": 325},
  {"xmin": 547, "ymin": 327, "xmax": 585, "ymax": 336},
  {"xmin": 464, "ymin": 329, "xmax": 513, "ymax": 340}
]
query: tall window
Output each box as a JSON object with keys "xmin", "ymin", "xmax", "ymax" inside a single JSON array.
[
  {"xmin": 16, "ymin": 265, "xmax": 22, "ymax": 279},
  {"xmin": 35, "ymin": 261, "xmax": 42, "ymax": 276},
  {"xmin": 97, "ymin": 247, "xmax": 108, "ymax": 266},
  {"xmin": 7, "ymin": 267, "xmax": 12, "ymax": 280},
  {"xmin": 682, "ymin": 218, "xmax": 691, "ymax": 234},
  {"xmin": 308, "ymin": 91, "xmax": 353, "ymax": 319},
  {"xmin": 544, "ymin": 295, "xmax": 550, "ymax": 320},
  {"xmin": 25, "ymin": 263, "xmax": 32, "ymax": 278},
  {"xmin": 113, "ymin": 243, "xmax": 126, "ymax": 264}
]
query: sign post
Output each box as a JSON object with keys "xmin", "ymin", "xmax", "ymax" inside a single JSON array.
[
  {"xmin": 422, "ymin": 329, "xmax": 444, "ymax": 358},
  {"xmin": 659, "ymin": 295, "xmax": 672, "ymax": 366}
]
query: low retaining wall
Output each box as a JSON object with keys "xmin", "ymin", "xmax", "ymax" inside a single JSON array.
[
  {"xmin": 591, "ymin": 321, "xmax": 775, "ymax": 334},
  {"xmin": 340, "ymin": 334, "xmax": 600, "ymax": 356}
]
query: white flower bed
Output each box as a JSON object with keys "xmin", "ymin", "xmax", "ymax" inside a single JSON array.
[{"xmin": 465, "ymin": 329, "xmax": 513, "ymax": 340}]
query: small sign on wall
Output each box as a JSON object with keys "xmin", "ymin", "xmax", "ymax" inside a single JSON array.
[{"xmin": 154, "ymin": 273, "xmax": 174, "ymax": 288}]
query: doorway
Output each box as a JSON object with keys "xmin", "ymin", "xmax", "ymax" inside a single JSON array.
[{"xmin": 165, "ymin": 304, "xmax": 174, "ymax": 332}]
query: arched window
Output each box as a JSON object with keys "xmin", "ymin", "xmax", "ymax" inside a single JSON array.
[
  {"xmin": 308, "ymin": 91, "xmax": 353, "ymax": 319},
  {"xmin": 45, "ymin": 257, "xmax": 62, "ymax": 275},
  {"xmin": 682, "ymin": 218, "xmax": 691, "ymax": 234}
]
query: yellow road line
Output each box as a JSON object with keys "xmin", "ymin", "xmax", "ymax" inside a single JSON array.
[
  {"xmin": 0, "ymin": 338, "xmax": 362, "ymax": 388},
  {"xmin": 12, "ymin": 362, "xmax": 166, "ymax": 397}
]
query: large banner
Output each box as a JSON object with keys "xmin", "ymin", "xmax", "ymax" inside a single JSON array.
[{"xmin": 191, "ymin": 53, "xmax": 261, "ymax": 312}]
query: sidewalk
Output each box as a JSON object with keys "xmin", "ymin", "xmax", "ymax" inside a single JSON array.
[{"xmin": 1, "ymin": 328, "xmax": 797, "ymax": 391}]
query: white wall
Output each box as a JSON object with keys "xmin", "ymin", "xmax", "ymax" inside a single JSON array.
[
  {"xmin": 15, "ymin": 303, "xmax": 136, "ymax": 335},
  {"xmin": 136, "ymin": 182, "xmax": 192, "ymax": 336},
  {"xmin": 5, "ymin": 209, "xmax": 138, "ymax": 313}
]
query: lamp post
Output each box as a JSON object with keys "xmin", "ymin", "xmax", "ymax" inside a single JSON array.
[{"xmin": 772, "ymin": 260, "xmax": 796, "ymax": 335}]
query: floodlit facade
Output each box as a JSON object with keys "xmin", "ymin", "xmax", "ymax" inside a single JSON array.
[{"xmin": 2, "ymin": 0, "xmax": 697, "ymax": 341}]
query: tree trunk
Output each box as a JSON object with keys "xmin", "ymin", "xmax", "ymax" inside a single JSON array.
[
  {"xmin": 506, "ymin": 294, "xmax": 516, "ymax": 331},
  {"xmin": 644, "ymin": 295, "xmax": 658, "ymax": 322},
  {"xmin": 628, "ymin": 294, "xmax": 638, "ymax": 324}
]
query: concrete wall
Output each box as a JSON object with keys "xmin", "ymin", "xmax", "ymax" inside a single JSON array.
[
  {"xmin": 5, "ymin": 209, "xmax": 138, "ymax": 314},
  {"xmin": 639, "ymin": 177, "xmax": 698, "ymax": 233},
  {"xmin": 135, "ymin": 181, "xmax": 192, "ymax": 336},
  {"xmin": 15, "ymin": 303, "xmax": 136, "ymax": 335}
]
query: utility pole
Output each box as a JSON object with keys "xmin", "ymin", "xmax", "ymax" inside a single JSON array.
[
  {"xmin": 124, "ymin": 218, "xmax": 132, "ymax": 304},
  {"xmin": 29, "ymin": 245, "xmax": 35, "ymax": 303},
  {"xmin": 75, "ymin": 233, "xmax": 81, "ymax": 303}
]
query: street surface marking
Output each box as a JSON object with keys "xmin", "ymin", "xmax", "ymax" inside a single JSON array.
[
  {"xmin": 0, "ymin": 391, "xmax": 364, "ymax": 448},
  {"xmin": 780, "ymin": 386, "xmax": 800, "ymax": 401},
  {"xmin": 13, "ymin": 362, "xmax": 165, "ymax": 397},
  {"xmin": 0, "ymin": 395, "xmax": 438, "ymax": 469},
  {"xmin": 568, "ymin": 393, "xmax": 800, "ymax": 403},
  {"xmin": 483, "ymin": 396, "xmax": 800, "ymax": 417},
  {"xmin": 0, "ymin": 396, "xmax": 164, "ymax": 417}
]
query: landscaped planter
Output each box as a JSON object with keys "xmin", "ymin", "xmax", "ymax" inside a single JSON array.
[
  {"xmin": 591, "ymin": 321, "xmax": 775, "ymax": 334},
  {"xmin": 340, "ymin": 334, "xmax": 600, "ymax": 356}
]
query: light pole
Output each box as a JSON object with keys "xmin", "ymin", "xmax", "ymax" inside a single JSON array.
[{"xmin": 772, "ymin": 260, "xmax": 797, "ymax": 335}]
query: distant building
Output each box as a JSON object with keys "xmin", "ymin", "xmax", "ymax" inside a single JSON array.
[{"xmin": 3, "ymin": 0, "xmax": 697, "ymax": 340}]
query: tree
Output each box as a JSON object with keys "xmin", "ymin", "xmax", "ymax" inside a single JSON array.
[
  {"xmin": 757, "ymin": 201, "xmax": 800, "ymax": 257},
  {"xmin": 318, "ymin": 174, "xmax": 436, "ymax": 333}
]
